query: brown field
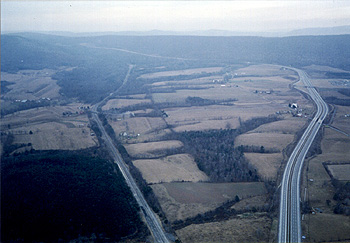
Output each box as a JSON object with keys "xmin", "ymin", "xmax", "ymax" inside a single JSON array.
[
  {"xmin": 327, "ymin": 164, "xmax": 350, "ymax": 181},
  {"xmin": 102, "ymin": 98, "xmax": 151, "ymax": 110},
  {"xmin": 235, "ymin": 133, "xmax": 294, "ymax": 151},
  {"xmin": 176, "ymin": 215, "xmax": 272, "ymax": 243},
  {"xmin": 152, "ymin": 86, "xmax": 269, "ymax": 104},
  {"xmin": 172, "ymin": 118, "xmax": 240, "ymax": 132},
  {"xmin": 333, "ymin": 105, "xmax": 350, "ymax": 134},
  {"xmin": 164, "ymin": 104, "xmax": 280, "ymax": 132},
  {"xmin": 321, "ymin": 129, "xmax": 350, "ymax": 160},
  {"xmin": 250, "ymin": 118, "xmax": 307, "ymax": 134},
  {"xmin": 304, "ymin": 213, "xmax": 350, "ymax": 242},
  {"xmin": 124, "ymin": 140, "xmax": 183, "ymax": 158},
  {"xmin": 13, "ymin": 121, "xmax": 97, "ymax": 151},
  {"xmin": 151, "ymin": 182, "xmax": 266, "ymax": 222},
  {"xmin": 302, "ymin": 102, "xmax": 350, "ymax": 242},
  {"xmin": 138, "ymin": 67, "xmax": 222, "ymax": 79},
  {"xmin": 132, "ymin": 154, "xmax": 208, "ymax": 184},
  {"xmin": 164, "ymin": 182, "xmax": 266, "ymax": 204},
  {"xmin": 110, "ymin": 117, "xmax": 167, "ymax": 137},
  {"xmin": 231, "ymin": 195, "xmax": 268, "ymax": 211},
  {"xmin": 1, "ymin": 104, "xmax": 98, "ymax": 152},
  {"xmin": 1, "ymin": 69, "xmax": 61, "ymax": 100},
  {"xmin": 235, "ymin": 64, "xmax": 296, "ymax": 76},
  {"xmin": 245, "ymin": 153, "xmax": 283, "ymax": 180},
  {"xmin": 151, "ymin": 76, "xmax": 221, "ymax": 87}
]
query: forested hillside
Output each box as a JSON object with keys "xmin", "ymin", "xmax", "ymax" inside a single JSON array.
[
  {"xmin": 2, "ymin": 33, "xmax": 350, "ymax": 103},
  {"xmin": 1, "ymin": 151, "xmax": 146, "ymax": 242}
]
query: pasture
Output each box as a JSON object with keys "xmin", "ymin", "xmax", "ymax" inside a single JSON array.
[
  {"xmin": 124, "ymin": 140, "xmax": 183, "ymax": 158},
  {"xmin": 132, "ymin": 154, "xmax": 208, "ymax": 184},
  {"xmin": 138, "ymin": 67, "xmax": 222, "ymax": 79},
  {"xmin": 327, "ymin": 164, "xmax": 350, "ymax": 181}
]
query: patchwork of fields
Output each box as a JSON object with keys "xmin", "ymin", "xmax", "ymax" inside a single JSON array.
[{"xmin": 2, "ymin": 63, "xmax": 350, "ymax": 242}]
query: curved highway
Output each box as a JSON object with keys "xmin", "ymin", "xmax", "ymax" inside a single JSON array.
[
  {"xmin": 278, "ymin": 68, "xmax": 328, "ymax": 243},
  {"xmin": 91, "ymin": 65, "xmax": 169, "ymax": 243}
]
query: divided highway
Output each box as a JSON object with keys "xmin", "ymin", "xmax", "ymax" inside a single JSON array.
[
  {"xmin": 91, "ymin": 65, "xmax": 169, "ymax": 243},
  {"xmin": 278, "ymin": 69, "xmax": 328, "ymax": 243}
]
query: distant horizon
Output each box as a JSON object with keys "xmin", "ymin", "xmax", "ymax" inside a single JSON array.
[
  {"xmin": 2, "ymin": 1, "xmax": 350, "ymax": 34},
  {"xmin": 3, "ymin": 25, "xmax": 350, "ymax": 38}
]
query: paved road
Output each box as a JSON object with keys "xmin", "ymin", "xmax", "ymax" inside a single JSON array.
[
  {"xmin": 278, "ymin": 69, "xmax": 328, "ymax": 243},
  {"xmin": 81, "ymin": 43, "xmax": 194, "ymax": 61},
  {"xmin": 91, "ymin": 65, "xmax": 169, "ymax": 243}
]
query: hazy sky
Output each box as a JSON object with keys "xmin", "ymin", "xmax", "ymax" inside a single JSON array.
[{"xmin": 1, "ymin": 1, "xmax": 350, "ymax": 33}]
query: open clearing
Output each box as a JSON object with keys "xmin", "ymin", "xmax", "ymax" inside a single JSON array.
[
  {"xmin": 245, "ymin": 153, "xmax": 283, "ymax": 180},
  {"xmin": 102, "ymin": 98, "xmax": 151, "ymax": 110},
  {"xmin": 250, "ymin": 118, "xmax": 307, "ymax": 134},
  {"xmin": 163, "ymin": 182, "xmax": 266, "ymax": 204},
  {"xmin": 1, "ymin": 69, "xmax": 61, "ymax": 100},
  {"xmin": 305, "ymin": 213, "xmax": 350, "ymax": 242},
  {"xmin": 176, "ymin": 215, "xmax": 271, "ymax": 243},
  {"xmin": 110, "ymin": 117, "xmax": 167, "ymax": 137},
  {"xmin": 151, "ymin": 182, "xmax": 266, "ymax": 222},
  {"xmin": 132, "ymin": 154, "xmax": 208, "ymax": 184},
  {"xmin": 1, "ymin": 104, "xmax": 97, "ymax": 151},
  {"xmin": 164, "ymin": 104, "xmax": 279, "ymax": 132},
  {"xmin": 302, "ymin": 103, "xmax": 350, "ymax": 242},
  {"xmin": 234, "ymin": 64, "xmax": 296, "ymax": 77},
  {"xmin": 327, "ymin": 164, "xmax": 350, "ymax": 181},
  {"xmin": 13, "ymin": 121, "xmax": 97, "ymax": 151},
  {"xmin": 138, "ymin": 67, "xmax": 222, "ymax": 79},
  {"xmin": 235, "ymin": 132, "xmax": 294, "ymax": 151},
  {"xmin": 124, "ymin": 140, "xmax": 183, "ymax": 158}
]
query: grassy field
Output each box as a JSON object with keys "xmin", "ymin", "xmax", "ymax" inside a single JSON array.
[
  {"xmin": 244, "ymin": 153, "xmax": 283, "ymax": 180},
  {"xmin": 304, "ymin": 213, "xmax": 350, "ymax": 242},
  {"xmin": 124, "ymin": 140, "xmax": 183, "ymax": 158},
  {"xmin": 1, "ymin": 69, "xmax": 61, "ymax": 100},
  {"xmin": 102, "ymin": 98, "xmax": 152, "ymax": 110},
  {"xmin": 132, "ymin": 154, "xmax": 208, "ymax": 184},
  {"xmin": 234, "ymin": 64, "xmax": 296, "ymax": 76},
  {"xmin": 235, "ymin": 133, "xmax": 295, "ymax": 151},
  {"xmin": 176, "ymin": 215, "xmax": 272, "ymax": 243},
  {"xmin": 327, "ymin": 164, "xmax": 350, "ymax": 181},
  {"xmin": 151, "ymin": 182, "xmax": 266, "ymax": 222},
  {"xmin": 1, "ymin": 104, "xmax": 97, "ymax": 152},
  {"xmin": 250, "ymin": 118, "xmax": 307, "ymax": 134},
  {"xmin": 110, "ymin": 116, "xmax": 168, "ymax": 141},
  {"xmin": 163, "ymin": 182, "xmax": 266, "ymax": 204},
  {"xmin": 138, "ymin": 67, "xmax": 222, "ymax": 79},
  {"xmin": 302, "ymin": 103, "xmax": 350, "ymax": 242}
]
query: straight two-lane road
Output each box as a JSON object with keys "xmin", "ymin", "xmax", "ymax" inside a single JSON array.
[
  {"xmin": 90, "ymin": 65, "xmax": 169, "ymax": 243},
  {"xmin": 278, "ymin": 69, "xmax": 328, "ymax": 243}
]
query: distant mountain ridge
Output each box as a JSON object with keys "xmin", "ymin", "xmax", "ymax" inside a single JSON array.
[{"xmin": 3, "ymin": 25, "xmax": 350, "ymax": 37}]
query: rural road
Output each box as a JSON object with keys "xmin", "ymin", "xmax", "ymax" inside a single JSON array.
[
  {"xmin": 278, "ymin": 68, "xmax": 329, "ymax": 243},
  {"xmin": 81, "ymin": 43, "xmax": 194, "ymax": 61},
  {"xmin": 91, "ymin": 65, "xmax": 169, "ymax": 243}
]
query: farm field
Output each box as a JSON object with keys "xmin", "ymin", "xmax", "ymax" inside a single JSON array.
[
  {"xmin": 244, "ymin": 153, "xmax": 283, "ymax": 180},
  {"xmin": 250, "ymin": 118, "xmax": 307, "ymax": 134},
  {"xmin": 102, "ymin": 98, "xmax": 152, "ymax": 110},
  {"xmin": 132, "ymin": 154, "xmax": 208, "ymax": 184},
  {"xmin": 124, "ymin": 140, "xmax": 183, "ymax": 158},
  {"xmin": 151, "ymin": 182, "xmax": 266, "ymax": 222},
  {"xmin": 302, "ymin": 103, "xmax": 350, "ymax": 242},
  {"xmin": 1, "ymin": 69, "xmax": 62, "ymax": 100},
  {"xmin": 110, "ymin": 116, "xmax": 168, "ymax": 141},
  {"xmin": 327, "ymin": 164, "xmax": 350, "ymax": 181},
  {"xmin": 1, "ymin": 104, "xmax": 97, "ymax": 152},
  {"xmin": 235, "ymin": 132, "xmax": 295, "ymax": 151},
  {"xmin": 176, "ymin": 215, "xmax": 272, "ymax": 243},
  {"xmin": 138, "ymin": 67, "xmax": 223, "ymax": 79}
]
